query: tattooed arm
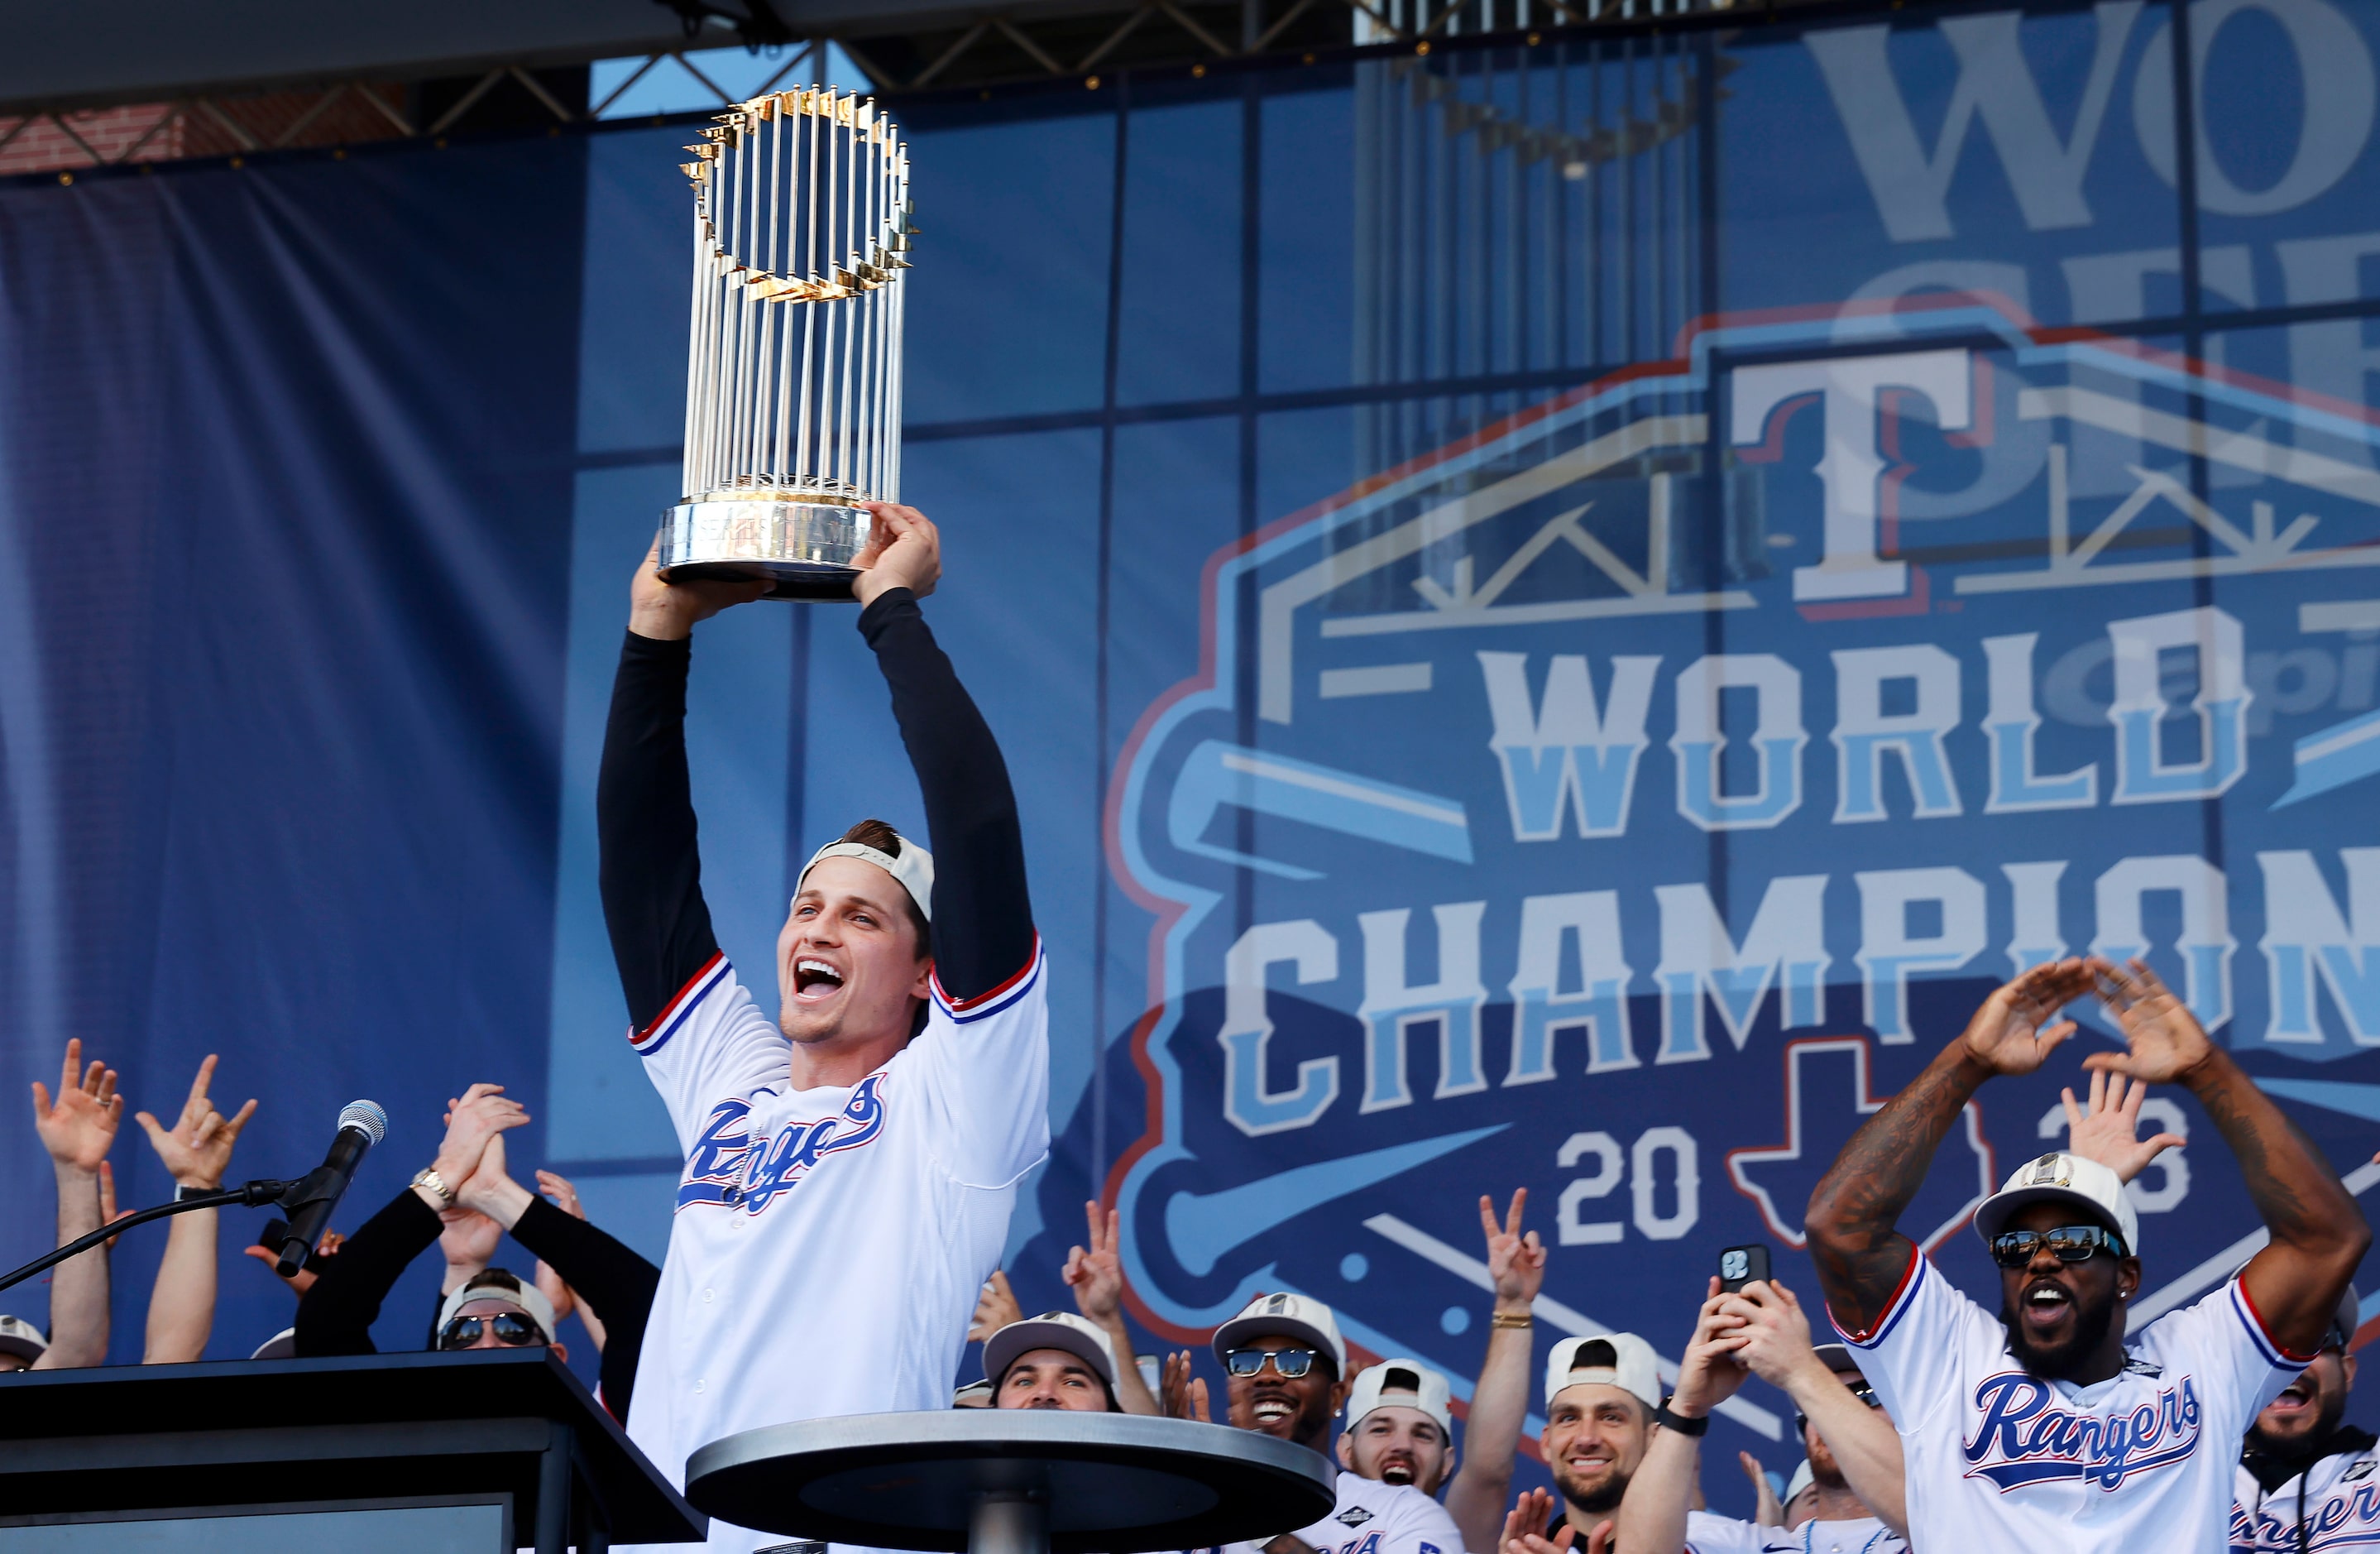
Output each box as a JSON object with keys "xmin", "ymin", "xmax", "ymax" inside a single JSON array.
[
  {"xmin": 2087, "ymin": 958, "xmax": 2368, "ymax": 1357},
  {"xmin": 1805, "ymin": 960, "xmax": 2099, "ymax": 1335}
]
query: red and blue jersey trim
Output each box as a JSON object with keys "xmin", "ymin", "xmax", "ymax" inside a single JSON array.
[
  {"xmin": 630, "ymin": 952, "xmax": 728, "ymax": 1057},
  {"xmin": 2228, "ymin": 1276, "xmax": 2318, "ymax": 1369},
  {"xmin": 1831, "ymin": 1244, "xmax": 1926, "ymax": 1348},
  {"xmin": 931, "ymin": 937, "xmax": 1044, "ymax": 1024}
]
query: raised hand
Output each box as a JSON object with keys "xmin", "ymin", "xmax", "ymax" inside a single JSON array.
[
  {"xmin": 1670, "ymin": 1275, "xmax": 1751, "ymax": 1415},
  {"xmin": 2062, "ymin": 1069, "xmax": 2186, "ymax": 1183},
  {"xmin": 967, "ymin": 1269, "xmax": 1023, "ymax": 1344},
  {"xmin": 1741, "ymin": 1451, "xmax": 1784, "ymax": 1528},
  {"xmin": 135, "ymin": 1053, "xmax": 256, "ymax": 1191},
  {"xmin": 1161, "ymin": 1350, "xmax": 1210, "ymax": 1422},
  {"xmin": 535, "ymin": 1170, "xmax": 586, "ymax": 1221},
  {"xmin": 1482, "ymin": 1188, "xmax": 1546, "ymax": 1309},
  {"xmin": 1959, "ymin": 959, "xmax": 2096, "ymax": 1077},
  {"xmin": 1717, "ymin": 1278, "xmax": 1822, "ymax": 1389},
  {"xmin": 1499, "ymin": 1489, "xmax": 1574, "ymax": 1554},
  {"xmin": 431, "ymin": 1083, "xmax": 530, "ymax": 1192},
  {"xmin": 31, "ymin": 1038, "xmax": 122, "ymax": 1173},
  {"xmin": 1063, "ymin": 1201, "xmax": 1126, "ymax": 1324},
  {"xmin": 2087, "ymin": 957, "xmax": 2218, "ymax": 1086},
  {"xmin": 851, "ymin": 503, "xmax": 941, "ymax": 605},
  {"xmin": 628, "ymin": 538, "xmax": 770, "ymax": 641}
]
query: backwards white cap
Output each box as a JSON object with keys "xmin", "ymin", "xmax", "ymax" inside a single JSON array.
[
  {"xmin": 1972, "ymin": 1151, "xmax": 2139, "ymax": 1254},
  {"xmin": 1347, "ymin": 1358, "xmax": 1454, "ymax": 1436},
  {"xmin": 798, "ymin": 835, "xmax": 934, "ymax": 924},
  {"xmin": 438, "ymin": 1273, "xmax": 558, "ymax": 1346},
  {"xmin": 1544, "ymin": 1331, "xmax": 1663, "ymax": 1410},
  {"xmin": 1784, "ymin": 1460, "xmax": 1813, "ymax": 1504}
]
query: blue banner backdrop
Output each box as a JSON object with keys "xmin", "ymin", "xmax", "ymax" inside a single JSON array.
[{"xmin": 7, "ymin": 0, "xmax": 2380, "ymax": 1516}]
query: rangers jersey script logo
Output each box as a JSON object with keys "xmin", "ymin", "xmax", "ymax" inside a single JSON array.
[
  {"xmin": 1963, "ymin": 1369, "xmax": 2205, "ymax": 1491},
  {"xmin": 678, "ymin": 1073, "xmax": 889, "ymax": 1212}
]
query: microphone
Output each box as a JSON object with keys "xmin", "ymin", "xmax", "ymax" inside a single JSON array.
[{"xmin": 275, "ymin": 1101, "xmax": 388, "ymax": 1278}]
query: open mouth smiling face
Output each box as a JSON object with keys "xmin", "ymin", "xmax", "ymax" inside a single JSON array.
[{"xmin": 776, "ymin": 854, "xmax": 931, "ymax": 1045}]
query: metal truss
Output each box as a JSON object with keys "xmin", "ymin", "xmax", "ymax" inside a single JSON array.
[{"xmin": 0, "ymin": 0, "xmax": 1766, "ymax": 180}]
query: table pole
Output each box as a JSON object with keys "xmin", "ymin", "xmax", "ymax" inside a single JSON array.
[{"xmin": 968, "ymin": 1490, "xmax": 1051, "ymax": 1554}]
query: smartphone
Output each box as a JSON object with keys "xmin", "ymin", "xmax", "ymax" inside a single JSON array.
[{"xmin": 1718, "ymin": 1244, "xmax": 1771, "ymax": 1293}]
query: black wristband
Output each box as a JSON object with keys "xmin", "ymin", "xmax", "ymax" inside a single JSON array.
[{"xmin": 1655, "ymin": 1403, "xmax": 1709, "ymax": 1436}]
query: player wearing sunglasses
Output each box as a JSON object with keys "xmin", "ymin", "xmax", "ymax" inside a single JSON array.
[
  {"xmin": 1803, "ymin": 957, "xmax": 2368, "ymax": 1552},
  {"xmin": 436, "ymin": 1270, "xmax": 563, "ymax": 1357},
  {"xmin": 1168, "ymin": 1293, "xmax": 1465, "ymax": 1554}
]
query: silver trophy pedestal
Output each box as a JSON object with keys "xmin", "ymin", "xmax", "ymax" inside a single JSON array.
[
  {"xmin": 684, "ymin": 1409, "xmax": 1336, "ymax": 1554},
  {"xmin": 656, "ymin": 497, "xmax": 875, "ymax": 602}
]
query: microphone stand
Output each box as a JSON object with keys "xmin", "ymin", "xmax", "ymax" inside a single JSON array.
[{"xmin": 0, "ymin": 1178, "xmax": 297, "ymax": 1297}]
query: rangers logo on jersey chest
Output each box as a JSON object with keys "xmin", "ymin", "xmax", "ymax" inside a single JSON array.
[
  {"xmin": 678, "ymin": 1073, "xmax": 889, "ymax": 1213},
  {"xmin": 1961, "ymin": 1369, "xmax": 2205, "ymax": 1492}
]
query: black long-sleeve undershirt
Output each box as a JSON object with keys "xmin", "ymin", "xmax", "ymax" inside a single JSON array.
[
  {"xmin": 290, "ymin": 1186, "xmax": 658, "ymax": 1420},
  {"xmin": 598, "ymin": 588, "xmax": 1034, "ymax": 1032}
]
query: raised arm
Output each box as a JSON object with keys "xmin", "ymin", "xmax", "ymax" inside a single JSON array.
[
  {"xmin": 1616, "ymin": 1278, "xmax": 1746, "ymax": 1554},
  {"xmin": 2087, "ymin": 958, "xmax": 2369, "ymax": 1356},
  {"xmin": 1721, "ymin": 1279, "xmax": 1906, "ymax": 1539},
  {"xmin": 852, "ymin": 504, "xmax": 1035, "ymax": 997},
  {"xmin": 297, "ymin": 1086, "xmax": 526, "ymax": 1356},
  {"xmin": 453, "ymin": 1135, "xmax": 661, "ymax": 1419},
  {"xmin": 1061, "ymin": 1201, "xmax": 1159, "ymax": 1416},
  {"xmin": 1448, "ymin": 1190, "xmax": 1545, "ymax": 1554},
  {"xmin": 30, "ymin": 1040, "xmax": 120, "ymax": 1369},
  {"xmin": 1806, "ymin": 959, "xmax": 2095, "ymax": 1334},
  {"xmin": 600, "ymin": 546, "xmax": 769, "ymax": 1030},
  {"xmin": 134, "ymin": 1056, "xmax": 256, "ymax": 1364}
]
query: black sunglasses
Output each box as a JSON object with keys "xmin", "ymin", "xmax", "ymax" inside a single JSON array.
[
  {"xmin": 1990, "ymin": 1225, "xmax": 2126, "ymax": 1269},
  {"xmin": 438, "ymin": 1311, "xmax": 544, "ymax": 1350},
  {"xmin": 1224, "ymin": 1347, "xmax": 1320, "ymax": 1379}
]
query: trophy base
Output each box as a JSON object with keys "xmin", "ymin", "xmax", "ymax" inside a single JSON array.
[{"xmin": 655, "ymin": 497, "xmax": 874, "ymax": 602}]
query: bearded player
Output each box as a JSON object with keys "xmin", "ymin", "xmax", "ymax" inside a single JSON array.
[
  {"xmin": 1804, "ymin": 957, "xmax": 2367, "ymax": 1552},
  {"xmin": 601, "ymin": 505, "xmax": 1046, "ymax": 1552}
]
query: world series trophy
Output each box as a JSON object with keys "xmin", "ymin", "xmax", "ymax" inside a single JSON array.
[{"xmin": 657, "ymin": 87, "xmax": 914, "ymax": 600}]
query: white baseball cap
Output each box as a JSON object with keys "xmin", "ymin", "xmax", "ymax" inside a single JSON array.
[
  {"xmin": 1784, "ymin": 1460, "xmax": 1813, "ymax": 1504},
  {"xmin": 250, "ymin": 1326, "xmax": 298, "ymax": 1360},
  {"xmin": 0, "ymin": 1315, "xmax": 46, "ymax": 1364},
  {"xmin": 798, "ymin": 833, "xmax": 934, "ymax": 923},
  {"xmin": 984, "ymin": 1310, "xmax": 1118, "ymax": 1392},
  {"xmin": 1213, "ymin": 1291, "xmax": 1348, "ymax": 1379},
  {"xmin": 1971, "ymin": 1150, "xmax": 2138, "ymax": 1254},
  {"xmin": 1544, "ymin": 1332, "xmax": 1662, "ymax": 1411},
  {"xmin": 437, "ymin": 1273, "xmax": 558, "ymax": 1345},
  {"xmin": 1346, "ymin": 1359, "xmax": 1454, "ymax": 1437}
]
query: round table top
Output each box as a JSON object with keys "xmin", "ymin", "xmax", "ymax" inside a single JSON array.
[{"xmin": 684, "ymin": 1409, "xmax": 1338, "ymax": 1552}]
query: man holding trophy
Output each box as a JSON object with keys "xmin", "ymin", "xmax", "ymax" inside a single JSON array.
[
  {"xmin": 601, "ymin": 506, "xmax": 1046, "ymax": 1552},
  {"xmin": 596, "ymin": 85, "xmax": 1046, "ymax": 1552}
]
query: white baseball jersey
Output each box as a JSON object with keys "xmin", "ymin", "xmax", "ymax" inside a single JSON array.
[
  {"xmin": 623, "ymin": 945, "xmax": 1049, "ymax": 1553},
  {"xmin": 1832, "ymin": 1249, "xmax": 2307, "ymax": 1553},
  {"xmin": 2232, "ymin": 1443, "xmax": 2380, "ymax": 1551},
  {"xmin": 1682, "ymin": 1510, "xmax": 1904, "ymax": 1554},
  {"xmin": 1215, "ymin": 1466, "xmax": 1466, "ymax": 1554}
]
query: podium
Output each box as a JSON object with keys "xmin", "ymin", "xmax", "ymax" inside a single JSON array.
[{"xmin": 0, "ymin": 1349, "xmax": 702, "ymax": 1552}]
